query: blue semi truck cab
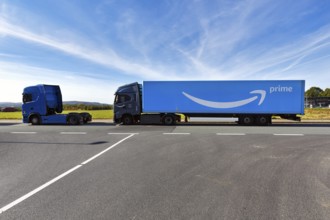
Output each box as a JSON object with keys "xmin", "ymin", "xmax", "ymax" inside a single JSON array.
[
  {"xmin": 22, "ymin": 84, "xmax": 92, "ymax": 125},
  {"xmin": 114, "ymin": 80, "xmax": 305, "ymax": 126}
]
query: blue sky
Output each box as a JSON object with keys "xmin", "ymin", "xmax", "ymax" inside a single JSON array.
[{"xmin": 1, "ymin": 0, "xmax": 330, "ymax": 103}]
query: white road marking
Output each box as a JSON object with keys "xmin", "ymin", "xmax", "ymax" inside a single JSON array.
[
  {"xmin": 108, "ymin": 133, "xmax": 139, "ymax": 135},
  {"xmin": 273, "ymin": 134, "xmax": 304, "ymax": 136},
  {"xmin": 10, "ymin": 132, "xmax": 37, "ymax": 134},
  {"xmin": 0, "ymin": 133, "xmax": 136, "ymax": 214},
  {"xmin": 217, "ymin": 133, "xmax": 246, "ymax": 136},
  {"xmin": 60, "ymin": 132, "xmax": 87, "ymax": 135},
  {"xmin": 163, "ymin": 133, "xmax": 191, "ymax": 135},
  {"xmin": 82, "ymin": 134, "xmax": 135, "ymax": 165},
  {"xmin": 0, "ymin": 165, "xmax": 82, "ymax": 214}
]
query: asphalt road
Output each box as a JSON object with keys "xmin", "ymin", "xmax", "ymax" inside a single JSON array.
[{"xmin": 0, "ymin": 122, "xmax": 330, "ymax": 219}]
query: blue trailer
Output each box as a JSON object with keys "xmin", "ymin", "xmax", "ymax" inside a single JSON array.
[
  {"xmin": 22, "ymin": 85, "xmax": 92, "ymax": 125},
  {"xmin": 113, "ymin": 80, "xmax": 305, "ymax": 125}
]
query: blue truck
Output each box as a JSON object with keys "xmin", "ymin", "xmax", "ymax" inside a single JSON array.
[
  {"xmin": 22, "ymin": 84, "xmax": 92, "ymax": 125},
  {"xmin": 113, "ymin": 80, "xmax": 305, "ymax": 125}
]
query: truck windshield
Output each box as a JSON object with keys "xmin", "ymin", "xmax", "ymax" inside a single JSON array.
[
  {"xmin": 22, "ymin": 93, "xmax": 33, "ymax": 103},
  {"xmin": 115, "ymin": 94, "xmax": 131, "ymax": 104}
]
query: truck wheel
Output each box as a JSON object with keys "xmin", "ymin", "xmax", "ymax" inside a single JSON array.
[
  {"xmin": 67, "ymin": 115, "xmax": 79, "ymax": 125},
  {"xmin": 256, "ymin": 116, "xmax": 269, "ymax": 126},
  {"xmin": 240, "ymin": 115, "xmax": 254, "ymax": 126},
  {"xmin": 122, "ymin": 115, "xmax": 133, "ymax": 125},
  {"xmin": 80, "ymin": 112, "xmax": 92, "ymax": 124},
  {"xmin": 30, "ymin": 115, "xmax": 40, "ymax": 125},
  {"xmin": 163, "ymin": 115, "xmax": 175, "ymax": 125}
]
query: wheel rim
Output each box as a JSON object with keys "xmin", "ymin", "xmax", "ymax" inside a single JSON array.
[
  {"xmin": 259, "ymin": 117, "xmax": 267, "ymax": 124},
  {"xmin": 69, "ymin": 117, "xmax": 77, "ymax": 125},
  {"xmin": 243, "ymin": 117, "xmax": 251, "ymax": 124},
  {"xmin": 164, "ymin": 116, "xmax": 173, "ymax": 125},
  {"xmin": 31, "ymin": 116, "xmax": 39, "ymax": 125},
  {"xmin": 123, "ymin": 116, "xmax": 132, "ymax": 125}
]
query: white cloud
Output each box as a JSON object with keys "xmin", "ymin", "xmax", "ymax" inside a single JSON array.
[
  {"xmin": 0, "ymin": 61, "xmax": 119, "ymax": 103},
  {"xmin": 168, "ymin": 1, "xmax": 330, "ymax": 83},
  {"xmin": 0, "ymin": 18, "xmax": 175, "ymax": 80},
  {"xmin": 1, "ymin": 0, "xmax": 330, "ymax": 104}
]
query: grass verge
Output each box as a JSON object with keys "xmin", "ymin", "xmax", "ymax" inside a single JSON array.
[
  {"xmin": 302, "ymin": 108, "xmax": 330, "ymax": 120},
  {"xmin": 0, "ymin": 110, "xmax": 113, "ymax": 120}
]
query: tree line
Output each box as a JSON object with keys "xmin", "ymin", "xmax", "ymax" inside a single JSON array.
[
  {"xmin": 305, "ymin": 87, "xmax": 330, "ymax": 98},
  {"xmin": 63, "ymin": 104, "xmax": 113, "ymax": 111}
]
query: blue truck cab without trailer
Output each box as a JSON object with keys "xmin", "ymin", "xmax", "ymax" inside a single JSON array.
[
  {"xmin": 22, "ymin": 84, "xmax": 92, "ymax": 125},
  {"xmin": 113, "ymin": 80, "xmax": 305, "ymax": 126}
]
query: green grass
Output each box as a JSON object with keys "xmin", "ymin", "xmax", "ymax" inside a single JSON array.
[
  {"xmin": 0, "ymin": 112, "xmax": 22, "ymax": 119},
  {"xmin": 0, "ymin": 110, "xmax": 113, "ymax": 120},
  {"xmin": 1, "ymin": 109, "xmax": 330, "ymax": 120}
]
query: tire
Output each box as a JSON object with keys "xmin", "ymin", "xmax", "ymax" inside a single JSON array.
[
  {"xmin": 163, "ymin": 115, "xmax": 175, "ymax": 125},
  {"xmin": 30, "ymin": 115, "xmax": 40, "ymax": 125},
  {"xmin": 67, "ymin": 115, "xmax": 80, "ymax": 125},
  {"xmin": 122, "ymin": 115, "xmax": 133, "ymax": 125},
  {"xmin": 256, "ymin": 115, "xmax": 269, "ymax": 126},
  {"xmin": 80, "ymin": 112, "xmax": 92, "ymax": 124},
  {"xmin": 240, "ymin": 115, "xmax": 254, "ymax": 126}
]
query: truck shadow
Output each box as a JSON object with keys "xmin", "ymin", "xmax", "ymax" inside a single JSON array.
[
  {"xmin": 2, "ymin": 122, "xmax": 329, "ymax": 128},
  {"xmin": 0, "ymin": 123, "xmax": 21, "ymax": 126},
  {"xmin": 104, "ymin": 122, "xmax": 330, "ymax": 127},
  {"xmin": 0, "ymin": 122, "xmax": 117, "ymax": 126},
  {"xmin": 175, "ymin": 122, "xmax": 330, "ymax": 127},
  {"xmin": 0, "ymin": 141, "xmax": 109, "ymax": 145}
]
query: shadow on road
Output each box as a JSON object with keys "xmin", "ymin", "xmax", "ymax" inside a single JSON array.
[
  {"xmin": 176, "ymin": 122, "xmax": 330, "ymax": 127},
  {"xmin": 100, "ymin": 122, "xmax": 330, "ymax": 127},
  {"xmin": 0, "ymin": 141, "xmax": 109, "ymax": 145},
  {"xmin": 1, "ymin": 121, "xmax": 330, "ymax": 128}
]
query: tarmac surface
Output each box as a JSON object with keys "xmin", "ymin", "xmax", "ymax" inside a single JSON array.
[{"xmin": 0, "ymin": 120, "xmax": 330, "ymax": 219}]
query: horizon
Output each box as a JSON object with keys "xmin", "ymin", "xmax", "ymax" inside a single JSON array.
[{"xmin": 1, "ymin": 0, "xmax": 330, "ymax": 103}]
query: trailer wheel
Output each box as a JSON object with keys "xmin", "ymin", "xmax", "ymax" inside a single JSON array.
[
  {"xmin": 256, "ymin": 115, "xmax": 269, "ymax": 126},
  {"xmin": 240, "ymin": 115, "xmax": 254, "ymax": 126},
  {"xmin": 30, "ymin": 115, "xmax": 40, "ymax": 125},
  {"xmin": 163, "ymin": 115, "xmax": 175, "ymax": 125},
  {"xmin": 122, "ymin": 115, "xmax": 133, "ymax": 125}
]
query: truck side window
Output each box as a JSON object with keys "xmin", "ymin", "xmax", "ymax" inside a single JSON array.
[
  {"xmin": 116, "ymin": 95, "xmax": 131, "ymax": 104},
  {"xmin": 23, "ymin": 93, "xmax": 33, "ymax": 103}
]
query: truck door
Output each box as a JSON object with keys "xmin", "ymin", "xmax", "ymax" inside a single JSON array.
[{"xmin": 114, "ymin": 93, "xmax": 137, "ymax": 123}]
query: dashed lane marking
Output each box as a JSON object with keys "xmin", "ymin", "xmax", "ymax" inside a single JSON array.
[
  {"xmin": 163, "ymin": 133, "xmax": 191, "ymax": 135},
  {"xmin": 60, "ymin": 132, "xmax": 87, "ymax": 135},
  {"xmin": 10, "ymin": 132, "xmax": 37, "ymax": 134},
  {"xmin": 108, "ymin": 133, "xmax": 139, "ymax": 135},
  {"xmin": 273, "ymin": 134, "xmax": 304, "ymax": 136},
  {"xmin": 217, "ymin": 133, "xmax": 246, "ymax": 136}
]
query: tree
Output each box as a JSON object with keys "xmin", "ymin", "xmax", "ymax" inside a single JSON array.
[
  {"xmin": 320, "ymin": 88, "xmax": 330, "ymax": 97},
  {"xmin": 305, "ymin": 87, "xmax": 323, "ymax": 98}
]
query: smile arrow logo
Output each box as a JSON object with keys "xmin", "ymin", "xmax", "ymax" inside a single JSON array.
[{"xmin": 182, "ymin": 90, "xmax": 266, "ymax": 109}]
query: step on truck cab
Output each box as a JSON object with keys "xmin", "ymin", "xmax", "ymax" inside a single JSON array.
[
  {"xmin": 22, "ymin": 84, "xmax": 92, "ymax": 125},
  {"xmin": 114, "ymin": 80, "xmax": 305, "ymax": 126}
]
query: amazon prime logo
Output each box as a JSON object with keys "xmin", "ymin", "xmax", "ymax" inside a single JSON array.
[{"xmin": 182, "ymin": 90, "xmax": 266, "ymax": 109}]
